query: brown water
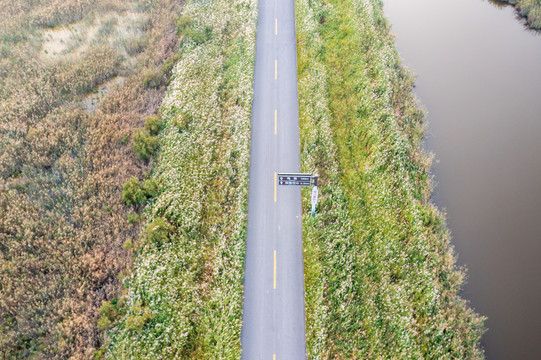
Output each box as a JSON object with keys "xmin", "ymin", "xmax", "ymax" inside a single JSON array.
[{"xmin": 383, "ymin": 0, "xmax": 541, "ymax": 358}]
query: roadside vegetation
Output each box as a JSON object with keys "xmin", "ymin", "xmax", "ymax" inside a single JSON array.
[
  {"xmin": 104, "ymin": 0, "xmax": 257, "ymax": 358},
  {"xmin": 296, "ymin": 0, "xmax": 486, "ymax": 358},
  {"xmin": 500, "ymin": 0, "xmax": 541, "ymax": 29},
  {"xmin": 0, "ymin": 0, "xmax": 183, "ymax": 358}
]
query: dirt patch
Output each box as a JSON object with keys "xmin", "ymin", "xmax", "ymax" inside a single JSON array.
[{"xmin": 40, "ymin": 12, "xmax": 147, "ymax": 63}]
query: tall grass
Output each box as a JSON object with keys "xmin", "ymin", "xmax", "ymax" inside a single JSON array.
[
  {"xmin": 296, "ymin": 0, "xmax": 485, "ymax": 358},
  {"xmin": 0, "ymin": 0, "xmax": 183, "ymax": 358},
  {"xmin": 105, "ymin": 0, "xmax": 257, "ymax": 358}
]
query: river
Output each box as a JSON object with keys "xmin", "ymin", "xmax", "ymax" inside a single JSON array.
[{"xmin": 383, "ymin": 0, "xmax": 541, "ymax": 358}]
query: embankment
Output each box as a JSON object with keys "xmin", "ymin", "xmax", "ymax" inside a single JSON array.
[{"xmin": 296, "ymin": 0, "xmax": 486, "ymax": 357}]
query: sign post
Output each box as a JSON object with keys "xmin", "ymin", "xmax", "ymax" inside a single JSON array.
[{"xmin": 277, "ymin": 173, "xmax": 319, "ymax": 215}]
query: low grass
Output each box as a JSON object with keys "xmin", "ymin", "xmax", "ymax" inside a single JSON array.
[{"xmin": 296, "ymin": 0, "xmax": 485, "ymax": 358}]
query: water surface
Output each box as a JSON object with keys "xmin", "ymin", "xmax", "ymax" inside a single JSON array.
[{"xmin": 383, "ymin": 0, "xmax": 541, "ymax": 358}]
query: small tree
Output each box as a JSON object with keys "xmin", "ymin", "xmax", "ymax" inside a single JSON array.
[
  {"xmin": 122, "ymin": 177, "xmax": 159, "ymax": 205},
  {"xmin": 97, "ymin": 300, "xmax": 120, "ymax": 331},
  {"xmin": 144, "ymin": 217, "xmax": 174, "ymax": 247},
  {"xmin": 122, "ymin": 177, "xmax": 146, "ymax": 205},
  {"xmin": 132, "ymin": 129, "xmax": 158, "ymax": 160}
]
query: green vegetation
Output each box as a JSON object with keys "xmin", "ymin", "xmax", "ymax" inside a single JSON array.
[
  {"xmin": 502, "ymin": 0, "xmax": 541, "ymax": 29},
  {"xmin": 0, "ymin": 0, "xmax": 183, "ymax": 358},
  {"xmin": 296, "ymin": 0, "xmax": 485, "ymax": 358},
  {"xmin": 132, "ymin": 129, "xmax": 159, "ymax": 160},
  {"xmin": 105, "ymin": 0, "xmax": 257, "ymax": 357},
  {"xmin": 122, "ymin": 177, "xmax": 158, "ymax": 206}
]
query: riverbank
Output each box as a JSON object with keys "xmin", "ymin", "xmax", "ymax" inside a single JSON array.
[
  {"xmin": 500, "ymin": 0, "xmax": 541, "ymax": 29},
  {"xmin": 296, "ymin": 0, "xmax": 485, "ymax": 357}
]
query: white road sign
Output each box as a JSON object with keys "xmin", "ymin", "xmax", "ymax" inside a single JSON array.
[{"xmin": 311, "ymin": 186, "xmax": 318, "ymax": 205}]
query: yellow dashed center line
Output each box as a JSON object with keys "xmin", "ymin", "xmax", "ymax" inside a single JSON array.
[
  {"xmin": 274, "ymin": 250, "xmax": 277, "ymax": 289},
  {"xmin": 273, "ymin": 354, "xmax": 276, "ymax": 360}
]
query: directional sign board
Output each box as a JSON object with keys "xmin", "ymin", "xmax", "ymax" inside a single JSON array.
[{"xmin": 278, "ymin": 173, "xmax": 312, "ymax": 186}]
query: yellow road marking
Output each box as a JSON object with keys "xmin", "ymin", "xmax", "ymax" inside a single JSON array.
[
  {"xmin": 275, "ymin": 18, "xmax": 278, "ymax": 35},
  {"xmin": 275, "ymin": 60, "xmax": 277, "ymax": 80},
  {"xmin": 273, "ymin": 354, "xmax": 276, "ymax": 360},
  {"xmin": 274, "ymin": 172, "xmax": 277, "ymax": 202},
  {"xmin": 274, "ymin": 109, "xmax": 277, "ymax": 135},
  {"xmin": 274, "ymin": 250, "xmax": 277, "ymax": 289}
]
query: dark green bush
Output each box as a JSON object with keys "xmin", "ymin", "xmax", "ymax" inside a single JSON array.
[
  {"xmin": 132, "ymin": 129, "xmax": 158, "ymax": 160},
  {"xmin": 122, "ymin": 177, "xmax": 158, "ymax": 205},
  {"xmin": 142, "ymin": 178, "xmax": 159, "ymax": 198},
  {"xmin": 122, "ymin": 177, "xmax": 146, "ymax": 205}
]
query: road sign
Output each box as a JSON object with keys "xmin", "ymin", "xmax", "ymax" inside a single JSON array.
[
  {"xmin": 311, "ymin": 186, "xmax": 318, "ymax": 215},
  {"xmin": 278, "ymin": 173, "xmax": 312, "ymax": 186}
]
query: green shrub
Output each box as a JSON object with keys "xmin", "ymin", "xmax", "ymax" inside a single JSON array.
[
  {"xmin": 142, "ymin": 178, "xmax": 159, "ymax": 198},
  {"xmin": 189, "ymin": 25, "xmax": 213, "ymax": 44},
  {"xmin": 142, "ymin": 69, "xmax": 166, "ymax": 89},
  {"xmin": 125, "ymin": 302, "xmax": 154, "ymax": 332},
  {"xmin": 144, "ymin": 115, "xmax": 163, "ymax": 135},
  {"xmin": 172, "ymin": 112, "xmax": 193, "ymax": 130},
  {"xmin": 93, "ymin": 347, "xmax": 106, "ymax": 360},
  {"xmin": 123, "ymin": 238, "xmax": 134, "ymax": 250},
  {"xmin": 143, "ymin": 217, "xmax": 173, "ymax": 247},
  {"xmin": 127, "ymin": 212, "xmax": 140, "ymax": 224},
  {"xmin": 176, "ymin": 14, "xmax": 213, "ymax": 45},
  {"xmin": 97, "ymin": 300, "xmax": 120, "ymax": 331},
  {"xmin": 97, "ymin": 316, "xmax": 112, "ymax": 331},
  {"xmin": 122, "ymin": 177, "xmax": 146, "ymax": 205},
  {"xmin": 132, "ymin": 129, "xmax": 158, "ymax": 160},
  {"xmin": 160, "ymin": 53, "xmax": 182, "ymax": 77},
  {"xmin": 176, "ymin": 15, "xmax": 195, "ymax": 36},
  {"xmin": 122, "ymin": 177, "xmax": 159, "ymax": 205}
]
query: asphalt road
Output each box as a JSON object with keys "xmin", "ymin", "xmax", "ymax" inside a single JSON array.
[{"xmin": 240, "ymin": 0, "xmax": 307, "ymax": 359}]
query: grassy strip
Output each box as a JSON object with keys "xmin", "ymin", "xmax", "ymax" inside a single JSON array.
[
  {"xmin": 296, "ymin": 0, "xmax": 485, "ymax": 358},
  {"xmin": 501, "ymin": 0, "xmax": 541, "ymax": 29},
  {"xmin": 105, "ymin": 0, "xmax": 257, "ymax": 358}
]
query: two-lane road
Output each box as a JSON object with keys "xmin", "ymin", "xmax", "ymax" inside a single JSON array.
[{"xmin": 241, "ymin": 0, "xmax": 307, "ymax": 359}]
